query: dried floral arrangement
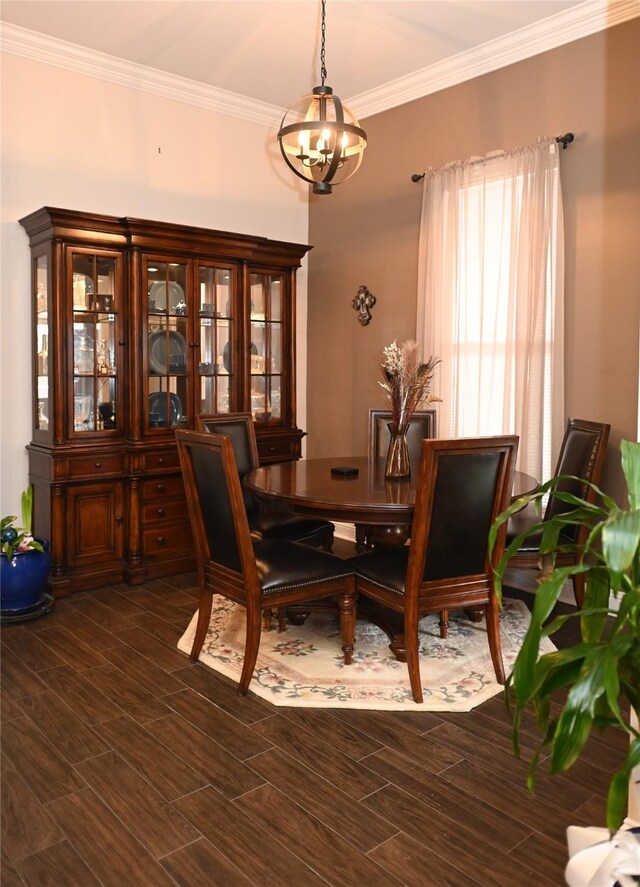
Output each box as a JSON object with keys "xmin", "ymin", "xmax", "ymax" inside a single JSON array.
[{"xmin": 379, "ymin": 340, "xmax": 441, "ymax": 430}]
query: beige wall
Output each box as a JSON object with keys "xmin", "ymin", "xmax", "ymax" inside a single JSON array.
[
  {"xmin": 307, "ymin": 20, "xmax": 640, "ymax": 504},
  {"xmin": 0, "ymin": 52, "xmax": 309, "ymax": 517}
]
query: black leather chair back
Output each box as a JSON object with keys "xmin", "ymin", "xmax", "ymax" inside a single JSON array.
[
  {"xmin": 370, "ymin": 409, "xmax": 437, "ymax": 470},
  {"xmin": 423, "ymin": 451, "xmax": 503, "ymax": 580},
  {"xmin": 544, "ymin": 420, "xmax": 610, "ymax": 535},
  {"xmin": 199, "ymin": 414, "xmax": 258, "ymax": 515},
  {"xmin": 188, "ymin": 442, "xmax": 242, "ymax": 573},
  {"xmin": 407, "ymin": 437, "xmax": 518, "ymax": 589}
]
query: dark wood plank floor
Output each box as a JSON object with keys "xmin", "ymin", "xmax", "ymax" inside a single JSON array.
[{"xmin": 1, "ymin": 552, "xmax": 628, "ymax": 886}]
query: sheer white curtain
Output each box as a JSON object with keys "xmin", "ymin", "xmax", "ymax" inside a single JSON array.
[{"xmin": 416, "ymin": 138, "xmax": 565, "ymax": 481}]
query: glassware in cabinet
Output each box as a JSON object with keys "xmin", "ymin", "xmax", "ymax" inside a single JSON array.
[
  {"xmin": 198, "ymin": 264, "xmax": 235, "ymax": 416},
  {"xmin": 35, "ymin": 255, "xmax": 50, "ymax": 431},
  {"xmin": 70, "ymin": 251, "xmax": 120, "ymax": 435},
  {"xmin": 249, "ymin": 272, "xmax": 284, "ymax": 422}
]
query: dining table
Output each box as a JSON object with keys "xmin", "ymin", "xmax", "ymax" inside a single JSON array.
[{"xmin": 245, "ymin": 455, "xmax": 538, "ymax": 550}]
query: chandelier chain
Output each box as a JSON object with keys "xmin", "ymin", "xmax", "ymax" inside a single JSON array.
[{"xmin": 320, "ymin": 0, "xmax": 327, "ymax": 86}]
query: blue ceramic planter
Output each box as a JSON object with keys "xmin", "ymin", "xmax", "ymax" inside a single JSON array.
[{"xmin": 0, "ymin": 539, "xmax": 52, "ymax": 617}]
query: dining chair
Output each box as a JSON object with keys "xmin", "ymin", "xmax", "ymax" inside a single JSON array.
[
  {"xmin": 349, "ymin": 435, "xmax": 519, "ymax": 703},
  {"xmin": 369, "ymin": 408, "xmax": 437, "ymax": 467},
  {"xmin": 197, "ymin": 414, "xmax": 335, "ymax": 551},
  {"xmin": 505, "ymin": 417, "xmax": 610, "ymax": 608},
  {"xmin": 175, "ymin": 430, "xmax": 356, "ymax": 694}
]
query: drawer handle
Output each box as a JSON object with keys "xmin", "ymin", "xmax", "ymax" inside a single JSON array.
[
  {"xmin": 115, "ymin": 516, "xmax": 124, "ymax": 525},
  {"xmin": 157, "ymin": 457, "xmax": 165, "ymax": 465},
  {"xmin": 269, "ymin": 447, "xmax": 275, "ymax": 453},
  {"xmin": 95, "ymin": 461, "xmax": 102, "ymax": 468},
  {"xmin": 156, "ymin": 536, "xmax": 166, "ymax": 546},
  {"xmin": 157, "ymin": 483, "xmax": 165, "ymax": 492},
  {"xmin": 156, "ymin": 508, "xmax": 165, "ymax": 517}
]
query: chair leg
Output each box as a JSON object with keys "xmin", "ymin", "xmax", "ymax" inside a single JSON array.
[
  {"xmin": 190, "ymin": 587, "xmax": 214, "ymax": 662},
  {"xmin": 485, "ymin": 596, "xmax": 505, "ymax": 685},
  {"xmin": 277, "ymin": 607, "xmax": 287, "ymax": 632},
  {"xmin": 439, "ymin": 610, "xmax": 449, "ymax": 639},
  {"xmin": 572, "ymin": 572, "xmax": 586, "ymax": 609},
  {"xmin": 404, "ymin": 611, "xmax": 423, "ymax": 704},
  {"xmin": 338, "ymin": 578, "xmax": 357, "ymax": 665},
  {"xmin": 238, "ymin": 603, "xmax": 263, "ymax": 695}
]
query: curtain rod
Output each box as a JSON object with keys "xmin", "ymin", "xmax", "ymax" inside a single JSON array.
[{"xmin": 410, "ymin": 132, "xmax": 575, "ymax": 183}]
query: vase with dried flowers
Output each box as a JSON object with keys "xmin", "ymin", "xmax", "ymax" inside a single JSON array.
[{"xmin": 378, "ymin": 340, "xmax": 441, "ymax": 480}]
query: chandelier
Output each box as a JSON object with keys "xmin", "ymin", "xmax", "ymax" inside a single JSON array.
[{"xmin": 277, "ymin": 0, "xmax": 367, "ymax": 195}]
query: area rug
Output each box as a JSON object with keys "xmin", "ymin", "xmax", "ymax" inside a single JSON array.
[{"xmin": 177, "ymin": 596, "xmax": 556, "ymax": 712}]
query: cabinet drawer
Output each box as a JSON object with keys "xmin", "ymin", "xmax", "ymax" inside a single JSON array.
[
  {"xmin": 143, "ymin": 451, "xmax": 180, "ymax": 472},
  {"xmin": 141, "ymin": 476, "xmax": 185, "ymax": 501},
  {"xmin": 143, "ymin": 499, "xmax": 188, "ymax": 524},
  {"xmin": 258, "ymin": 439, "xmax": 299, "ymax": 463},
  {"xmin": 68, "ymin": 454, "xmax": 125, "ymax": 478},
  {"xmin": 142, "ymin": 522, "xmax": 193, "ymax": 556}
]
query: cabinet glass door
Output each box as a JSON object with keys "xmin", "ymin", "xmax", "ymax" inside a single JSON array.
[
  {"xmin": 249, "ymin": 272, "xmax": 283, "ymax": 422},
  {"xmin": 197, "ymin": 264, "xmax": 235, "ymax": 416},
  {"xmin": 70, "ymin": 251, "xmax": 119, "ymax": 434},
  {"xmin": 35, "ymin": 255, "xmax": 50, "ymax": 432},
  {"xmin": 146, "ymin": 259, "xmax": 189, "ymax": 430}
]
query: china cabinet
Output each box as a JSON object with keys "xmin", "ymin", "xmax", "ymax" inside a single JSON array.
[{"xmin": 20, "ymin": 207, "xmax": 310, "ymax": 595}]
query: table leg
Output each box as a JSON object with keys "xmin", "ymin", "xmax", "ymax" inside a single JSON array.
[{"xmin": 354, "ymin": 524, "xmax": 367, "ymax": 553}]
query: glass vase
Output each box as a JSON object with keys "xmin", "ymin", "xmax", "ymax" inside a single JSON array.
[{"xmin": 385, "ymin": 423, "xmax": 410, "ymax": 481}]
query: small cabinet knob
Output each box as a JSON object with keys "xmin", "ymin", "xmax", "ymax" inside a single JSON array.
[
  {"xmin": 94, "ymin": 461, "xmax": 102, "ymax": 468},
  {"xmin": 157, "ymin": 483, "xmax": 165, "ymax": 492},
  {"xmin": 157, "ymin": 457, "xmax": 165, "ymax": 465},
  {"xmin": 157, "ymin": 508, "xmax": 165, "ymax": 517},
  {"xmin": 156, "ymin": 536, "xmax": 166, "ymax": 546},
  {"xmin": 115, "ymin": 516, "xmax": 124, "ymax": 525}
]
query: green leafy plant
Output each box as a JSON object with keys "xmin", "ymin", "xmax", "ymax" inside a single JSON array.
[
  {"xmin": 1, "ymin": 486, "xmax": 44, "ymax": 560},
  {"xmin": 490, "ymin": 439, "xmax": 640, "ymax": 832}
]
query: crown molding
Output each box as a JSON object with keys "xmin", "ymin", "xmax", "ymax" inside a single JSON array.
[
  {"xmin": 349, "ymin": 0, "xmax": 640, "ymax": 120},
  {"xmin": 2, "ymin": 0, "xmax": 638, "ymax": 127},
  {"xmin": 0, "ymin": 21, "xmax": 285, "ymax": 127}
]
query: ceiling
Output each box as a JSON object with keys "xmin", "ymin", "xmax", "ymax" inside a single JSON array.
[{"xmin": 2, "ymin": 0, "xmax": 598, "ymax": 113}]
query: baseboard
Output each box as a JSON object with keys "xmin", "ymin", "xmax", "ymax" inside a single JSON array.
[{"xmin": 335, "ymin": 522, "xmax": 356, "ymax": 543}]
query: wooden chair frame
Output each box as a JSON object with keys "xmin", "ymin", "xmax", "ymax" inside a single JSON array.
[
  {"xmin": 353, "ymin": 436, "xmax": 519, "ymax": 703},
  {"xmin": 176, "ymin": 430, "xmax": 355, "ymax": 695},
  {"xmin": 507, "ymin": 418, "xmax": 610, "ymax": 608}
]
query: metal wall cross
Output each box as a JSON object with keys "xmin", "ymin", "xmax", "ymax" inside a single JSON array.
[{"xmin": 352, "ymin": 284, "xmax": 376, "ymax": 326}]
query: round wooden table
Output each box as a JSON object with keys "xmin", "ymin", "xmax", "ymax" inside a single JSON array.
[{"xmin": 245, "ymin": 456, "xmax": 538, "ymax": 549}]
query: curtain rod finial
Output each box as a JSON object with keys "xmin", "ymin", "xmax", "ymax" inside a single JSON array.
[
  {"xmin": 555, "ymin": 132, "xmax": 574, "ymax": 149},
  {"xmin": 411, "ymin": 173, "xmax": 425, "ymax": 183}
]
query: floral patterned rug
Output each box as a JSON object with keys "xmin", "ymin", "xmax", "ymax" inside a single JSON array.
[{"xmin": 177, "ymin": 596, "xmax": 555, "ymax": 711}]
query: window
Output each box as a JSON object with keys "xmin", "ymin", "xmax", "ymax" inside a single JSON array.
[{"xmin": 416, "ymin": 138, "xmax": 565, "ymax": 481}]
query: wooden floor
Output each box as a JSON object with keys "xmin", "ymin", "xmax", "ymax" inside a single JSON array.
[{"xmin": 1, "ymin": 557, "xmax": 628, "ymax": 886}]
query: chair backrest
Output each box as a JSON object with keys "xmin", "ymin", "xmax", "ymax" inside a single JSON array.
[
  {"xmin": 197, "ymin": 413, "xmax": 259, "ymax": 514},
  {"xmin": 544, "ymin": 418, "xmax": 610, "ymax": 532},
  {"xmin": 176, "ymin": 429, "xmax": 258, "ymax": 603},
  {"xmin": 369, "ymin": 409, "xmax": 437, "ymax": 469},
  {"xmin": 406, "ymin": 436, "xmax": 519, "ymax": 593}
]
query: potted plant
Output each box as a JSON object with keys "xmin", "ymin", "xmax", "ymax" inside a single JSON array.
[
  {"xmin": 489, "ymin": 438, "xmax": 640, "ymax": 835},
  {"xmin": 1, "ymin": 485, "xmax": 52, "ymax": 619}
]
